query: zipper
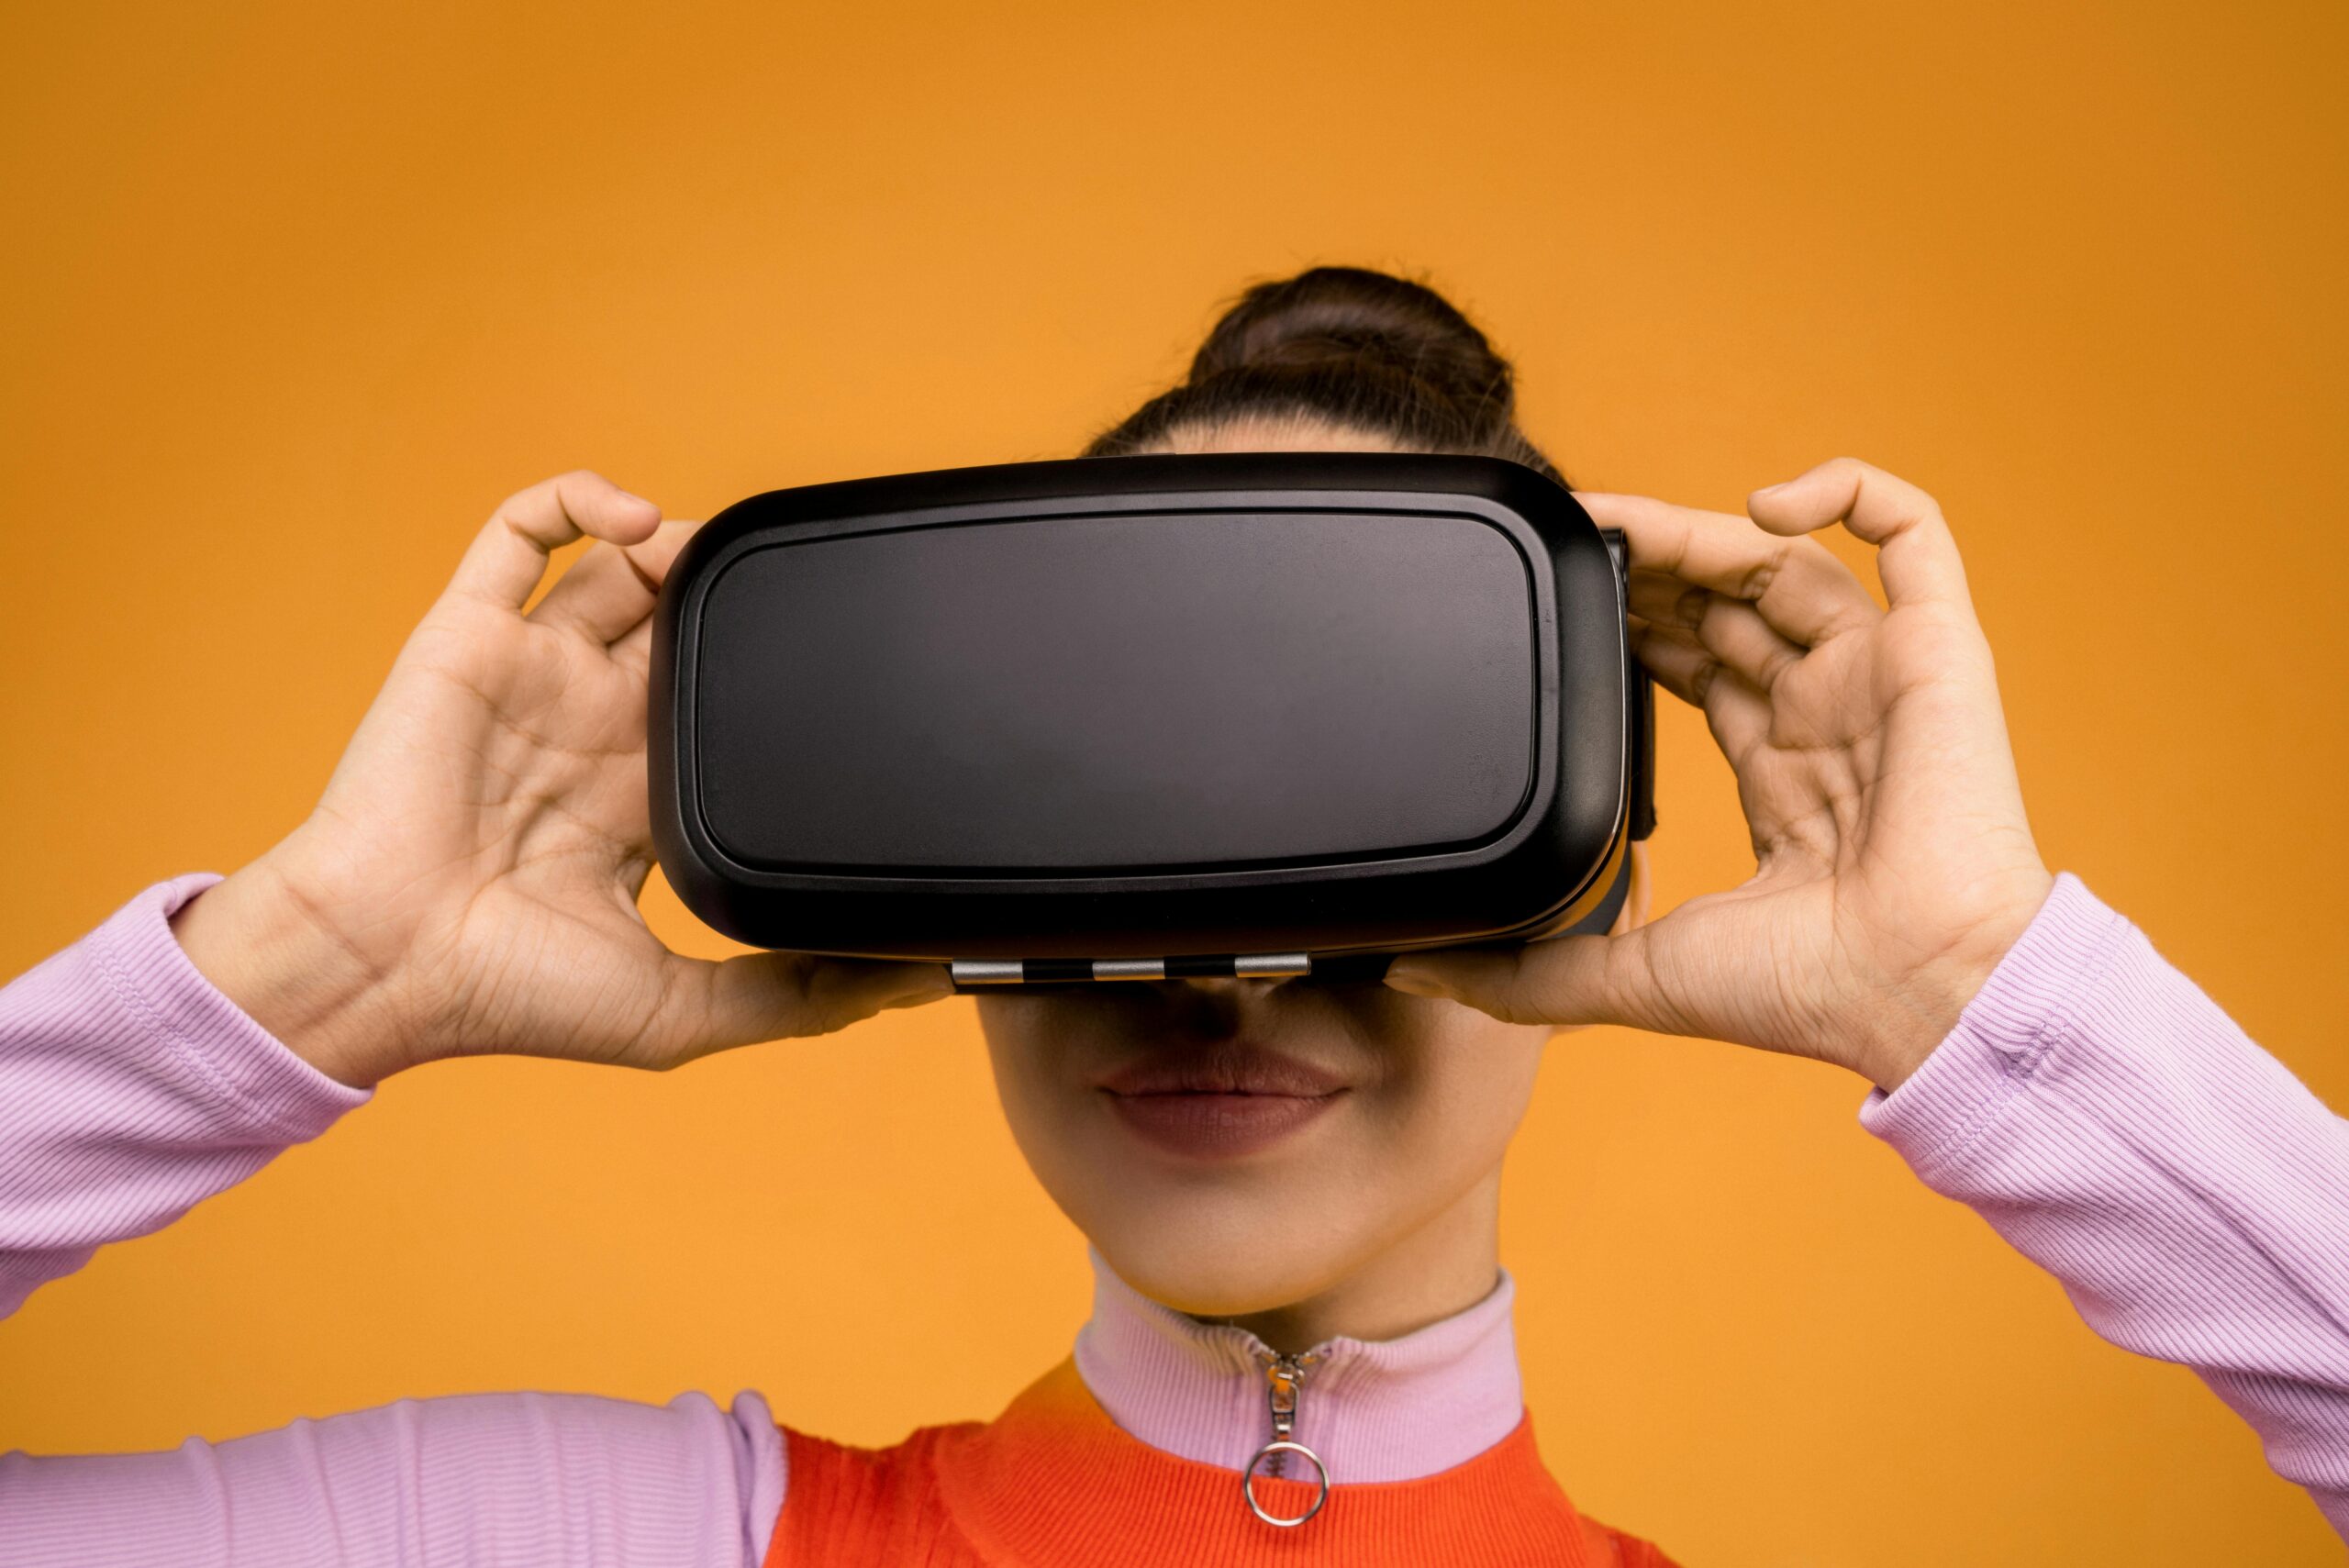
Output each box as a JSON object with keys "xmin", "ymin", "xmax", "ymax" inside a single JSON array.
[{"xmin": 1241, "ymin": 1348, "xmax": 1331, "ymax": 1528}]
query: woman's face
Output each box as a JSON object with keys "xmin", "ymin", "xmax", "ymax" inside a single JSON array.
[
  {"xmin": 978, "ymin": 966, "xmax": 1554, "ymax": 1318},
  {"xmin": 977, "ymin": 417, "xmax": 1635, "ymax": 1321}
]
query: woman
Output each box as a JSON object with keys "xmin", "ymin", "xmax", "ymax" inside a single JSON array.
[{"xmin": 3, "ymin": 267, "xmax": 2343, "ymax": 1563}]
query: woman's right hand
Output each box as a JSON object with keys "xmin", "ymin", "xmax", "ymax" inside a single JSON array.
[{"xmin": 170, "ymin": 471, "xmax": 952, "ymax": 1088}]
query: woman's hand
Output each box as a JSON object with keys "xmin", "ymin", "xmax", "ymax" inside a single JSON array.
[
  {"xmin": 1386, "ymin": 458, "xmax": 2054, "ymax": 1092},
  {"xmin": 171, "ymin": 472, "xmax": 952, "ymax": 1088}
]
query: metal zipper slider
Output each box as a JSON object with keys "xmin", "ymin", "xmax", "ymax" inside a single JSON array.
[{"xmin": 1242, "ymin": 1351, "xmax": 1330, "ymax": 1527}]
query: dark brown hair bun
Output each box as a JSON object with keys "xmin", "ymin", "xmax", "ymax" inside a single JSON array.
[{"xmin": 1086, "ymin": 266, "xmax": 1563, "ymax": 484}]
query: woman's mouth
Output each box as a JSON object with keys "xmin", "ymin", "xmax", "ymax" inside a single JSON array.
[{"xmin": 1096, "ymin": 1043, "xmax": 1349, "ymax": 1158}]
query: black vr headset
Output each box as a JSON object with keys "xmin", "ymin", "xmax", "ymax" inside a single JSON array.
[{"xmin": 649, "ymin": 452, "xmax": 1654, "ymax": 986}]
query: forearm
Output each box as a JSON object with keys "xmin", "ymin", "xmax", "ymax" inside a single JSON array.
[
  {"xmin": 0, "ymin": 874, "xmax": 368, "ymax": 1317},
  {"xmin": 1, "ymin": 878, "xmax": 793, "ymax": 1564},
  {"xmin": 1864, "ymin": 873, "xmax": 2349, "ymax": 1532},
  {"xmin": 0, "ymin": 1388, "xmax": 787, "ymax": 1568}
]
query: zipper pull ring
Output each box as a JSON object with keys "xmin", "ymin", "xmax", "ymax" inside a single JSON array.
[{"xmin": 1242, "ymin": 1352, "xmax": 1330, "ymax": 1528}]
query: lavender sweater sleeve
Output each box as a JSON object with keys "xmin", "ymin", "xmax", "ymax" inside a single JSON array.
[
  {"xmin": 1861, "ymin": 873, "xmax": 2349, "ymax": 1535},
  {"xmin": 0, "ymin": 874, "xmax": 787, "ymax": 1568},
  {"xmin": 5, "ymin": 871, "xmax": 2345, "ymax": 1558}
]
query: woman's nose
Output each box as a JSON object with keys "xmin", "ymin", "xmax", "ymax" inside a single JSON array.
[{"xmin": 1141, "ymin": 975, "xmax": 1287, "ymax": 1034}]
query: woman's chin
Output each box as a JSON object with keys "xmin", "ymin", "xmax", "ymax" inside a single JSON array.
[{"xmin": 1089, "ymin": 1221, "xmax": 1359, "ymax": 1321}]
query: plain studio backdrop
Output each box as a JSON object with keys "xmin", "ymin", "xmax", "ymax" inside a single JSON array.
[{"xmin": 2, "ymin": 2, "xmax": 2343, "ymax": 1561}]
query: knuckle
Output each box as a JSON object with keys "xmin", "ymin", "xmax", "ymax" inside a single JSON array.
[
  {"xmin": 499, "ymin": 473, "xmax": 565, "ymax": 512},
  {"xmin": 1892, "ymin": 480, "xmax": 1943, "ymax": 524},
  {"xmin": 813, "ymin": 1001, "xmax": 868, "ymax": 1037},
  {"xmin": 796, "ymin": 975, "xmax": 867, "ymax": 1038},
  {"xmin": 1735, "ymin": 552, "xmax": 1783, "ymax": 602}
]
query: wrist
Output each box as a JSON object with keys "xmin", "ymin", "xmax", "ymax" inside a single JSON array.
[
  {"xmin": 1851, "ymin": 956, "xmax": 2004, "ymax": 1092},
  {"xmin": 1846, "ymin": 868, "xmax": 2058, "ymax": 1093},
  {"xmin": 167, "ymin": 846, "xmax": 412, "ymax": 1088}
]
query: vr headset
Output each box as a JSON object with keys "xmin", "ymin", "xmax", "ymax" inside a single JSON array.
[{"xmin": 649, "ymin": 452, "xmax": 1653, "ymax": 986}]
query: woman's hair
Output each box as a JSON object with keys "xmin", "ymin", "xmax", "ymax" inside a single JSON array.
[{"xmin": 1084, "ymin": 265, "xmax": 1564, "ymax": 484}]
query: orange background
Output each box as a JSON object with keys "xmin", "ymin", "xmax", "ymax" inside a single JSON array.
[{"xmin": 3, "ymin": 2, "xmax": 2344, "ymax": 1561}]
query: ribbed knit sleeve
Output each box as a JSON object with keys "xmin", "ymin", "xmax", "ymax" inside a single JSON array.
[
  {"xmin": 0, "ymin": 875, "xmax": 789, "ymax": 1567},
  {"xmin": 1861, "ymin": 872, "xmax": 2349, "ymax": 1536},
  {"xmin": 0, "ymin": 873, "xmax": 368, "ymax": 1318}
]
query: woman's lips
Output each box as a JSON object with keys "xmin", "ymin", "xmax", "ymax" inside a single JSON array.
[{"xmin": 1097, "ymin": 1043, "xmax": 1348, "ymax": 1158}]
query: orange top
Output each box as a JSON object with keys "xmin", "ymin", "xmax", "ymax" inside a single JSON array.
[{"xmin": 766, "ymin": 1359, "xmax": 1678, "ymax": 1566}]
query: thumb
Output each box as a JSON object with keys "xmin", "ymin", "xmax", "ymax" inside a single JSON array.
[
  {"xmin": 1386, "ymin": 929, "xmax": 1664, "ymax": 1032},
  {"xmin": 647, "ymin": 951, "xmax": 955, "ymax": 1066}
]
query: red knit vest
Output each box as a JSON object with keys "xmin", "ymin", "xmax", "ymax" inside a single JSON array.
[{"xmin": 764, "ymin": 1359, "xmax": 1678, "ymax": 1566}]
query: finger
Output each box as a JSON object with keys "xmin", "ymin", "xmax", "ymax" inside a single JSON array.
[
  {"xmin": 530, "ymin": 519, "xmax": 701, "ymax": 647},
  {"xmin": 1631, "ymin": 623, "xmax": 1771, "ymax": 761},
  {"xmin": 1629, "ymin": 574, "xmax": 1807, "ymax": 692},
  {"xmin": 529, "ymin": 541, "xmax": 661, "ymax": 646},
  {"xmin": 1625, "ymin": 569, "xmax": 1712, "ymax": 630},
  {"xmin": 648, "ymin": 951, "xmax": 954, "ymax": 1066},
  {"xmin": 1745, "ymin": 458, "xmax": 1974, "ymax": 617},
  {"xmin": 1673, "ymin": 585, "xmax": 1807, "ymax": 694},
  {"xmin": 1582, "ymin": 491, "xmax": 1880, "ymax": 648},
  {"xmin": 1386, "ymin": 928, "xmax": 1681, "ymax": 1035},
  {"xmin": 446, "ymin": 471, "xmax": 662, "ymax": 614},
  {"xmin": 622, "ymin": 516, "xmax": 703, "ymax": 589},
  {"xmin": 1629, "ymin": 620, "xmax": 1714, "ymax": 707}
]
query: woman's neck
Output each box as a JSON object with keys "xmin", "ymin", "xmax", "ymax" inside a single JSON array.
[
  {"xmin": 1196, "ymin": 1165, "xmax": 1505, "ymax": 1353},
  {"xmin": 1073, "ymin": 1212, "xmax": 1526, "ymax": 1485}
]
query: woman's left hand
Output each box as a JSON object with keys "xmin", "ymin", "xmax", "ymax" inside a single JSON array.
[{"xmin": 1385, "ymin": 458, "xmax": 2054, "ymax": 1092}]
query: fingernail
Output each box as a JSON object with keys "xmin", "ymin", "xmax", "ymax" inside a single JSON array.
[{"xmin": 616, "ymin": 489, "xmax": 657, "ymax": 510}]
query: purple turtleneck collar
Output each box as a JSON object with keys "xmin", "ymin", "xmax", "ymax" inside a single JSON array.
[{"xmin": 1070, "ymin": 1249, "xmax": 1526, "ymax": 1484}]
